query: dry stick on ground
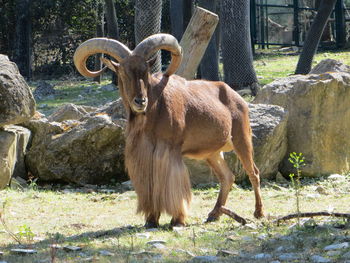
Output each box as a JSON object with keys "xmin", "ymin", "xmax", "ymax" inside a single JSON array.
[
  {"xmin": 220, "ymin": 207, "xmax": 248, "ymax": 225},
  {"xmin": 275, "ymin": 212, "xmax": 350, "ymax": 225}
]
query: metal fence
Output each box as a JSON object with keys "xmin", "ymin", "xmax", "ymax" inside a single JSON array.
[{"xmin": 250, "ymin": 0, "xmax": 350, "ymax": 49}]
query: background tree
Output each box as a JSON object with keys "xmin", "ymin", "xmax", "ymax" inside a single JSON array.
[
  {"xmin": 295, "ymin": 0, "xmax": 337, "ymax": 74},
  {"xmin": 198, "ymin": 0, "xmax": 219, "ymax": 81},
  {"xmin": 220, "ymin": 0, "xmax": 258, "ymax": 93},
  {"xmin": 13, "ymin": 0, "xmax": 32, "ymax": 79},
  {"xmin": 104, "ymin": 0, "xmax": 119, "ymax": 39},
  {"xmin": 170, "ymin": 0, "xmax": 184, "ymax": 41},
  {"xmin": 94, "ymin": 0, "xmax": 105, "ymax": 83},
  {"xmin": 134, "ymin": 0, "xmax": 162, "ymax": 72}
]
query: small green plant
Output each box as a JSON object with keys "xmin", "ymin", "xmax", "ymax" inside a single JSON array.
[
  {"xmin": 28, "ymin": 176, "xmax": 39, "ymax": 191},
  {"xmin": 289, "ymin": 152, "xmax": 305, "ymax": 226},
  {"xmin": 17, "ymin": 224, "xmax": 35, "ymax": 243}
]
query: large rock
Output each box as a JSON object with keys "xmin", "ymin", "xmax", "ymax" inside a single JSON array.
[
  {"xmin": 0, "ymin": 125, "xmax": 31, "ymax": 189},
  {"xmin": 310, "ymin": 59, "xmax": 350, "ymax": 74},
  {"xmin": 0, "ymin": 55, "xmax": 35, "ymax": 126},
  {"xmin": 24, "ymin": 108, "xmax": 127, "ymax": 185},
  {"xmin": 47, "ymin": 103, "xmax": 94, "ymax": 122},
  {"xmin": 186, "ymin": 103, "xmax": 288, "ymax": 183},
  {"xmin": 254, "ymin": 66, "xmax": 350, "ymax": 176}
]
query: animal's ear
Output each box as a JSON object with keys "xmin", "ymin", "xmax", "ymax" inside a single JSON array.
[
  {"xmin": 147, "ymin": 56, "xmax": 157, "ymax": 69},
  {"xmin": 100, "ymin": 57, "xmax": 119, "ymax": 72}
]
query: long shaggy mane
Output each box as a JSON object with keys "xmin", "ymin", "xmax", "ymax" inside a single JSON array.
[{"xmin": 125, "ymin": 118, "xmax": 192, "ymax": 219}]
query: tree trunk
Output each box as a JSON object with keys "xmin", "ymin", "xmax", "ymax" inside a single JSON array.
[
  {"xmin": 176, "ymin": 7, "xmax": 219, "ymax": 80},
  {"xmin": 170, "ymin": 0, "xmax": 184, "ymax": 41},
  {"xmin": 104, "ymin": 0, "xmax": 119, "ymax": 39},
  {"xmin": 94, "ymin": 1, "xmax": 104, "ymax": 83},
  {"xmin": 135, "ymin": 0, "xmax": 162, "ymax": 73},
  {"xmin": 295, "ymin": 0, "xmax": 337, "ymax": 74},
  {"xmin": 13, "ymin": 0, "xmax": 32, "ymax": 79},
  {"xmin": 220, "ymin": 0, "xmax": 258, "ymax": 92},
  {"xmin": 198, "ymin": 0, "xmax": 219, "ymax": 81},
  {"xmin": 104, "ymin": 0, "xmax": 119, "ymax": 84},
  {"xmin": 183, "ymin": 0, "xmax": 193, "ymax": 31}
]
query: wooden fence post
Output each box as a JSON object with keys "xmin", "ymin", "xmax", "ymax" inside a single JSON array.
[{"xmin": 176, "ymin": 6, "xmax": 219, "ymax": 80}]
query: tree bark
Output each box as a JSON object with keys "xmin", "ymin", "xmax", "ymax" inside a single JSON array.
[
  {"xmin": 135, "ymin": 0, "xmax": 162, "ymax": 73},
  {"xmin": 94, "ymin": 1, "xmax": 104, "ymax": 83},
  {"xmin": 176, "ymin": 7, "xmax": 219, "ymax": 80},
  {"xmin": 104, "ymin": 0, "xmax": 119, "ymax": 39},
  {"xmin": 295, "ymin": 0, "xmax": 337, "ymax": 74},
  {"xmin": 13, "ymin": 0, "xmax": 32, "ymax": 79},
  {"xmin": 170, "ymin": 0, "xmax": 184, "ymax": 41},
  {"xmin": 104, "ymin": 0, "xmax": 119, "ymax": 83},
  {"xmin": 198, "ymin": 0, "xmax": 219, "ymax": 81},
  {"xmin": 220, "ymin": 0, "xmax": 258, "ymax": 91}
]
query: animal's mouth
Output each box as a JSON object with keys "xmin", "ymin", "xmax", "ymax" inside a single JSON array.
[{"xmin": 132, "ymin": 102, "xmax": 147, "ymax": 113}]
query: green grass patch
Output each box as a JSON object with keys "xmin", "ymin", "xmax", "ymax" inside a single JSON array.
[{"xmin": 1, "ymin": 176, "xmax": 349, "ymax": 262}]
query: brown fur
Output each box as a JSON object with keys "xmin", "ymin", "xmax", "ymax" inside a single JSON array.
[{"xmin": 115, "ymin": 56, "xmax": 264, "ymax": 227}]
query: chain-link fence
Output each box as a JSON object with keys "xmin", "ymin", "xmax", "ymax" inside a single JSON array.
[
  {"xmin": 135, "ymin": 0, "xmax": 163, "ymax": 73},
  {"xmin": 220, "ymin": 0, "xmax": 258, "ymax": 89}
]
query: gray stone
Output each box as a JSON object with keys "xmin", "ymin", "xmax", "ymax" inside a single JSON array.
[
  {"xmin": 100, "ymin": 84, "xmax": 117, "ymax": 92},
  {"xmin": 328, "ymin": 174, "xmax": 346, "ymax": 181},
  {"xmin": 270, "ymin": 261, "xmax": 281, "ymax": 263},
  {"xmin": 10, "ymin": 249, "xmax": 37, "ymax": 254},
  {"xmin": 121, "ymin": 180, "xmax": 134, "ymax": 191},
  {"xmin": 278, "ymin": 253, "xmax": 300, "ymax": 261},
  {"xmin": 48, "ymin": 103, "xmax": 91, "ymax": 122},
  {"xmin": 99, "ymin": 250, "xmax": 115, "ymax": 256},
  {"xmin": 0, "ymin": 55, "xmax": 35, "ymax": 126},
  {"xmin": 191, "ymin": 256, "xmax": 218, "ymax": 262},
  {"xmin": 255, "ymin": 69, "xmax": 350, "ymax": 176},
  {"xmin": 33, "ymin": 81, "xmax": 56, "ymax": 100},
  {"xmin": 316, "ymin": 186, "xmax": 328, "ymax": 195},
  {"xmin": 310, "ymin": 59, "xmax": 350, "ymax": 74},
  {"xmin": 216, "ymin": 250, "xmax": 238, "ymax": 257},
  {"xmin": 276, "ymin": 172, "xmax": 289, "ymax": 183},
  {"xmin": 147, "ymin": 240, "xmax": 166, "ymax": 245},
  {"xmin": 92, "ymin": 98, "xmax": 126, "ymax": 121},
  {"xmin": 252, "ymin": 253, "xmax": 272, "ymax": 260},
  {"xmin": 24, "ymin": 114, "xmax": 126, "ymax": 185},
  {"xmin": 326, "ymin": 250, "xmax": 341, "ymax": 257},
  {"xmin": 63, "ymin": 245, "xmax": 82, "ymax": 252},
  {"xmin": 0, "ymin": 125, "xmax": 31, "ymax": 189},
  {"xmin": 150, "ymin": 243, "xmax": 167, "ymax": 250},
  {"xmin": 311, "ymin": 255, "xmax": 331, "ymax": 263},
  {"xmin": 324, "ymin": 242, "xmax": 349, "ymax": 251},
  {"xmin": 342, "ymin": 251, "xmax": 350, "ymax": 259}
]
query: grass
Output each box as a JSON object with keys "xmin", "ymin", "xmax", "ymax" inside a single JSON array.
[
  {"xmin": 0, "ymin": 176, "xmax": 349, "ymax": 262},
  {"xmin": 254, "ymin": 48, "xmax": 350, "ymax": 85}
]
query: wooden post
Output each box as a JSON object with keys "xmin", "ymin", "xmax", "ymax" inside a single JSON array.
[{"xmin": 176, "ymin": 6, "xmax": 219, "ymax": 80}]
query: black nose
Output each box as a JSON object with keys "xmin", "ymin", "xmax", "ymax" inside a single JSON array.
[{"xmin": 134, "ymin": 97, "xmax": 147, "ymax": 106}]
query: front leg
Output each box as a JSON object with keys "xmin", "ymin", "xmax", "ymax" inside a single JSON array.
[{"xmin": 144, "ymin": 213, "xmax": 160, "ymax": 228}]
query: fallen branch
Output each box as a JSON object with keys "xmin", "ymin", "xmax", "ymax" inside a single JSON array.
[
  {"xmin": 220, "ymin": 207, "xmax": 248, "ymax": 225},
  {"xmin": 275, "ymin": 212, "xmax": 350, "ymax": 225}
]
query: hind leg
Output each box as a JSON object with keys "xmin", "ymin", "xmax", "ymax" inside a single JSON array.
[
  {"xmin": 233, "ymin": 138, "xmax": 264, "ymax": 218},
  {"xmin": 206, "ymin": 152, "xmax": 235, "ymax": 222}
]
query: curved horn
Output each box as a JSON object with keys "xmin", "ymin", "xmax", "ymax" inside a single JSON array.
[
  {"xmin": 132, "ymin": 34, "xmax": 182, "ymax": 77},
  {"xmin": 74, "ymin": 38, "xmax": 131, "ymax": 78}
]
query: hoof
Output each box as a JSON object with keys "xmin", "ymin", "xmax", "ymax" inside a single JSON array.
[
  {"xmin": 205, "ymin": 215, "xmax": 219, "ymax": 223},
  {"xmin": 170, "ymin": 218, "xmax": 186, "ymax": 227},
  {"xmin": 254, "ymin": 210, "xmax": 265, "ymax": 219},
  {"xmin": 144, "ymin": 221, "xmax": 159, "ymax": 229}
]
